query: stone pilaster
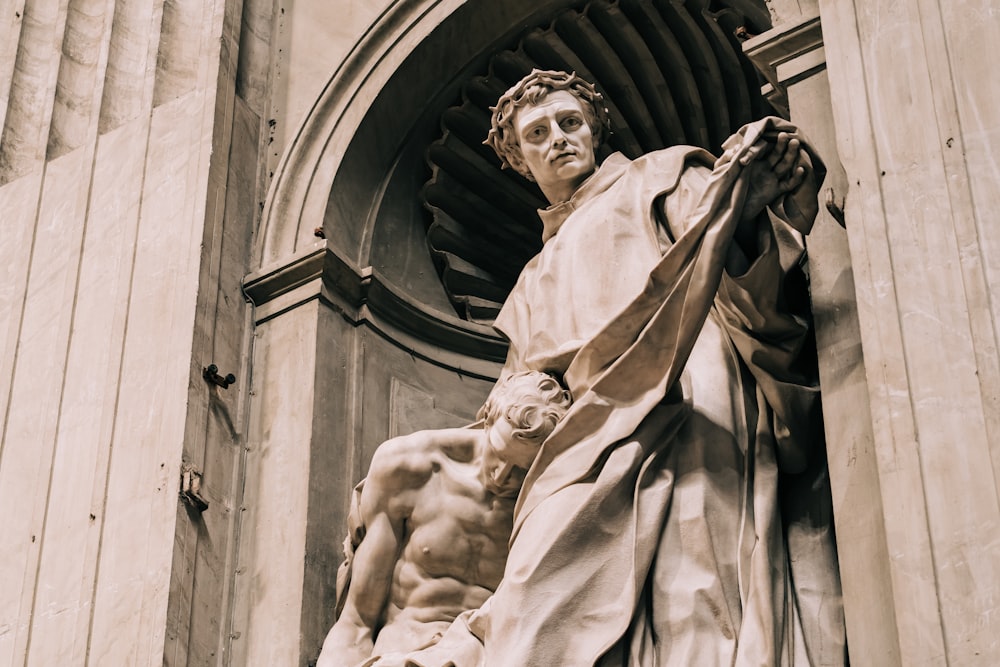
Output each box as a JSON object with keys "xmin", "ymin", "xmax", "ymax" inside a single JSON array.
[{"xmin": 744, "ymin": 12, "xmax": 902, "ymax": 664}]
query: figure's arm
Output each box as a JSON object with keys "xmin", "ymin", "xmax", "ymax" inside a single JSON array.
[
  {"xmin": 317, "ymin": 438, "xmax": 431, "ymax": 667},
  {"xmin": 726, "ymin": 131, "xmax": 818, "ymax": 273},
  {"xmin": 718, "ymin": 131, "xmax": 824, "ymax": 473},
  {"xmin": 658, "ymin": 136, "xmax": 824, "ymax": 473}
]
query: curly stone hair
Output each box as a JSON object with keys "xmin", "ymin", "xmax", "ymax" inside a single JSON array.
[
  {"xmin": 477, "ymin": 371, "xmax": 572, "ymax": 442},
  {"xmin": 485, "ymin": 69, "xmax": 610, "ymax": 181}
]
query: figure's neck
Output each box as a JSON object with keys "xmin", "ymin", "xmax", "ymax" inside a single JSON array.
[
  {"xmin": 479, "ymin": 457, "xmax": 526, "ymax": 499},
  {"xmin": 537, "ymin": 153, "xmax": 631, "ymax": 242},
  {"xmin": 539, "ymin": 177, "xmax": 587, "ymax": 206}
]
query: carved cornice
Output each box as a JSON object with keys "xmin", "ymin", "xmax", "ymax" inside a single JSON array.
[
  {"xmin": 243, "ymin": 241, "xmax": 507, "ymax": 374},
  {"xmin": 244, "ymin": 241, "xmax": 329, "ymax": 308},
  {"xmin": 742, "ymin": 14, "xmax": 825, "ymax": 114}
]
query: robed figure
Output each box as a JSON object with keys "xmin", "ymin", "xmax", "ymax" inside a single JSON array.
[{"xmin": 387, "ymin": 70, "xmax": 845, "ymax": 667}]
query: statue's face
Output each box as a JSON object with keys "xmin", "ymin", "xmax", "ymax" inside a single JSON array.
[
  {"xmin": 481, "ymin": 418, "xmax": 543, "ymax": 497},
  {"xmin": 488, "ymin": 417, "xmax": 541, "ymax": 470},
  {"xmin": 513, "ymin": 90, "xmax": 596, "ymax": 201}
]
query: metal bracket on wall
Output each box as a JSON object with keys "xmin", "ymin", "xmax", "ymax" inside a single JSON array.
[
  {"xmin": 825, "ymin": 187, "xmax": 846, "ymax": 228},
  {"xmin": 203, "ymin": 363, "xmax": 236, "ymax": 389},
  {"xmin": 180, "ymin": 462, "xmax": 209, "ymax": 513}
]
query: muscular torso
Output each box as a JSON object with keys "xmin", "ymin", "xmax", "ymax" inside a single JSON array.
[{"xmin": 372, "ymin": 447, "xmax": 514, "ymax": 655}]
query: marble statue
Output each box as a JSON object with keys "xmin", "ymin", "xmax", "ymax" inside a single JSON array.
[
  {"xmin": 399, "ymin": 70, "xmax": 845, "ymax": 666},
  {"xmin": 316, "ymin": 371, "xmax": 571, "ymax": 667}
]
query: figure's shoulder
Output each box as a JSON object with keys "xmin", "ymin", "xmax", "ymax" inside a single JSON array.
[
  {"xmin": 368, "ymin": 432, "xmax": 435, "ymax": 478},
  {"xmin": 367, "ymin": 428, "xmax": 479, "ymax": 486},
  {"xmin": 630, "ymin": 145, "xmax": 715, "ymax": 178},
  {"xmin": 617, "ymin": 146, "xmax": 716, "ymax": 204}
]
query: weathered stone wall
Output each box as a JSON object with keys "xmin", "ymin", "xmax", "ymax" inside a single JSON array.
[
  {"xmin": 750, "ymin": 2, "xmax": 1000, "ymax": 663},
  {"xmin": 0, "ymin": 0, "xmax": 267, "ymax": 663},
  {"xmin": 4, "ymin": 0, "xmax": 998, "ymax": 664},
  {"xmin": 820, "ymin": 0, "xmax": 1000, "ymax": 663},
  {"xmin": 0, "ymin": 0, "xmax": 452, "ymax": 664}
]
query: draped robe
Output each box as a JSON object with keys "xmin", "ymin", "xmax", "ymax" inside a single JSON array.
[{"xmin": 408, "ymin": 118, "xmax": 844, "ymax": 667}]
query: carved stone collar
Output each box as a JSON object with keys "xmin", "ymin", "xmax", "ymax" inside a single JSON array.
[{"xmin": 538, "ymin": 152, "xmax": 632, "ymax": 243}]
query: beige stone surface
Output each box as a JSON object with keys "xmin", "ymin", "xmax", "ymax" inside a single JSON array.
[
  {"xmin": 163, "ymin": 0, "xmax": 270, "ymax": 658},
  {"xmin": 232, "ymin": 301, "xmax": 323, "ymax": 666},
  {"xmin": 87, "ymin": 89, "xmax": 212, "ymax": 664},
  {"xmin": 24, "ymin": 120, "xmax": 147, "ymax": 666},
  {"xmin": 790, "ymin": 75, "xmax": 902, "ymax": 666},
  {"xmin": 0, "ymin": 0, "xmax": 236, "ymax": 663},
  {"xmin": 265, "ymin": 0, "xmax": 391, "ymax": 180},
  {"xmin": 821, "ymin": 0, "xmax": 1000, "ymax": 663},
  {"xmin": 0, "ymin": 173, "xmax": 41, "ymax": 431},
  {"xmin": 763, "ymin": 0, "xmax": 819, "ymax": 25},
  {"xmin": 0, "ymin": 148, "xmax": 90, "ymax": 664}
]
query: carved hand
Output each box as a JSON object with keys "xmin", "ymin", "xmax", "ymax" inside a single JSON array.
[{"xmin": 738, "ymin": 131, "xmax": 816, "ymax": 222}]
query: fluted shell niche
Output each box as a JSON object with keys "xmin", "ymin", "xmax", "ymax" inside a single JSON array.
[
  {"xmin": 325, "ymin": 0, "xmax": 773, "ymax": 356},
  {"xmin": 424, "ymin": 0, "xmax": 774, "ymax": 323}
]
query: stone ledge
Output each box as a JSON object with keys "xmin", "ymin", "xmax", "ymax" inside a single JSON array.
[
  {"xmin": 743, "ymin": 14, "xmax": 825, "ymax": 114},
  {"xmin": 243, "ymin": 242, "xmax": 507, "ymax": 371}
]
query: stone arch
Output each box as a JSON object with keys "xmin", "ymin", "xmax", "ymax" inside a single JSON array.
[{"xmin": 252, "ymin": 0, "xmax": 774, "ymax": 362}]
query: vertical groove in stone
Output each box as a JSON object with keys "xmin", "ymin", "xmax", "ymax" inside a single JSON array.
[
  {"xmin": 0, "ymin": 0, "xmax": 71, "ymax": 184},
  {"xmin": 46, "ymin": 0, "xmax": 110, "ymax": 159},
  {"xmin": 933, "ymin": 0, "xmax": 1000, "ymax": 493},
  {"xmin": 0, "ymin": 0, "xmax": 30, "ymax": 134},
  {"xmin": 152, "ymin": 0, "xmax": 201, "ymax": 106},
  {"xmin": 235, "ymin": 0, "xmax": 274, "ymax": 246},
  {"xmin": 98, "ymin": 0, "xmax": 165, "ymax": 133},
  {"xmin": 234, "ymin": 0, "xmax": 271, "ymax": 115}
]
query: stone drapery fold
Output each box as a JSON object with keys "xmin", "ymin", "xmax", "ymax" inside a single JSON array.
[{"xmin": 405, "ymin": 117, "xmax": 843, "ymax": 667}]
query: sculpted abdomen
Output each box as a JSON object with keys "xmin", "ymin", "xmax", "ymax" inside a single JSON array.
[{"xmin": 402, "ymin": 506, "xmax": 509, "ymax": 587}]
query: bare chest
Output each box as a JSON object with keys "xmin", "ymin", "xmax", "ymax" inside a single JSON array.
[{"xmin": 403, "ymin": 460, "xmax": 514, "ymax": 586}]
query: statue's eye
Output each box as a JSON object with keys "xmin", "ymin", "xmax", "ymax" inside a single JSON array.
[
  {"xmin": 561, "ymin": 116, "xmax": 583, "ymax": 130},
  {"xmin": 528, "ymin": 126, "xmax": 547, "ymax": 140}
]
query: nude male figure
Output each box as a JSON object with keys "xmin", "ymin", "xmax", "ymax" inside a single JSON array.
[{"xmin": 316, "ymin": 371, "xmax": 571, "ymax": 667}]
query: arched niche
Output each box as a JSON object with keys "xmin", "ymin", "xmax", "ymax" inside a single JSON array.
[
  {"xmin": 251, "ymin": 0, "xmax": 584, "ymax": 370},
  {"xmin": 251, "ymin": 0, "xmax": 774, "ymax": 367},
  {"xmin": 237, "ymin": 1, "xmax": 797, "ymax": 663}
]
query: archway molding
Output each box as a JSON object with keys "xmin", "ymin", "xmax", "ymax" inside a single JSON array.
[{"xmin": 247, "ymin": 0, "xmax": 772, "ymax": 371}]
